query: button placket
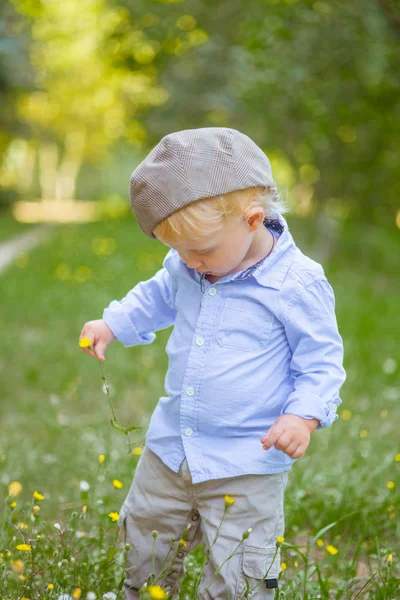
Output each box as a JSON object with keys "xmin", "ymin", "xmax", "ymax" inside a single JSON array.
[{"xmin": 163, "ymin": 510, "xmax": 201, "ymax": 591}]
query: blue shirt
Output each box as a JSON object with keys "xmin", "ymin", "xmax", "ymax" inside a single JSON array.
[{"xmin": 103, "ymin": 214, "xmax": 346, "ymax": 484}]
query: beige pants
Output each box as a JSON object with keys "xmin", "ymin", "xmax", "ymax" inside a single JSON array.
[{"xmin": 118, "ymin": 446, "xmax": 289, "ymax": 599}]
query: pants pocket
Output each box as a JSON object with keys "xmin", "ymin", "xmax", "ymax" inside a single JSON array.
[{"xmin": 236, "ymin": 545, "xmax": 281, "ymax": 599}]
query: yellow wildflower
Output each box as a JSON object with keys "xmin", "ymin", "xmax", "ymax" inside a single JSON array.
[
  {"xmin": 132, "ymin": 447, "xmax": 143, "ymax": 456},
  {"xmin": 79, "ymin": 337, "xmax": 92, "ymax": 348},
  {"xmin": 73, "ymin": 589, "xmax": 82, "ymax": 599},
  {"xmin": 112, "ymin": 479, "xmax": 124, "ymax": 489},
  {"xmin": 32, "ymin": 505, "xmax": 40, "ymax": 514},
  {"xmin": 340, "ymin": 409, "xmax": 352, "ymax": 421},
  {"xmin": 294, "ymin": 560, "xmax": 299, "ymax": 567},
  {"xmin": 82, "ymin": 505, "xmax": 87, "ymax": 513},
  {"xmin": 224, "ymin": 494, "xmax": 235, "ymax": 506},
  {"xmin": 17, "ymin": 523, "xmax": 28, "ymax": 529},
  {"xmin": 33, "ymin": 490, "xmax": 45, "ymax": 501},
  {"xmin": 8, "ymin": 481, "xmax": 23, "ymax": 497},
  {"xmin": 98, "ymin": 454, "xmax": 105, "ymax": 463},
  {"xmin": 108, "ymin": 511, "xmax": 119, "ymax": 522},
  {"xmin": 386, "ymin": 481, "xmax": 396, "ymax": 490},
  {"xmin": 276, "ymin": 536, "xmax": 285, "ymax": 544},
  {"xmin": 387, "ymin": 553, "xmax": 393, "ymax": 563},
  {"xmin": 178, "ymin": 539, "xmax": 187, "ymax": 547},
  {"xmin": 326, "ymin": 544, "xmax": 338, "ymax": 555},
  {"xmin": 10, "ymin": 501, "xmax": 17, "ymax": 508},
  {"xmin": 48, "ymin": 583, "xmax": 54, "ymax": 590},
  {"xmin": 11, "ymin": 559, "xmax": 25, "ymax": 573},
  {"xmin": 359, "ymin": 429, "xmax": 368, "ymax": 438},
  {"xmin": 148, "ymin": 585, "xmax": 168, "ymax": 599},
  {"xmin": 316, "ymin": 539, "xmax": 324, "ymax": 547},
  {"xmin": 280, "ymin": 562, "xmax": 287, "ymax": 571},
  {"xmin": 394, "ymin": 453, "xmax": 400, "ymax": 462},
  {"xmin": 16, "ymin": 544, "xmax": 32, "ymax": 552}
]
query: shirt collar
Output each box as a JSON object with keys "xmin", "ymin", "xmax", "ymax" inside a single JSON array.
[{"xmin": 250, "ymin": 214, "xmax": 297, "ymax": 290}]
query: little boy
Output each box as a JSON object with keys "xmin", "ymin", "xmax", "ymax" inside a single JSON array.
[{"xmin": 80, "ymin": 128, "xmax": 346, "ymax": 599}]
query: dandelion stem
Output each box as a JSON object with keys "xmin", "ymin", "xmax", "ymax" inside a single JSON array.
[{"xmin": 199, "ymin": 536, "xmax": 247, "ymax": 598}]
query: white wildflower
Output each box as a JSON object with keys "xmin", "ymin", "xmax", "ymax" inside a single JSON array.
[{"xmin": 79, "ymin": 480, "xmax": 90, "ymax": 491}]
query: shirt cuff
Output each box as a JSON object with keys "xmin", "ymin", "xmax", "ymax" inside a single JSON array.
[
  {"xmin": 103, "ymin": 301, "xmax": 156, "ymax": 347},
  {"xmin": 281, "ymin": 392, "xmax": 343, "ymax": 429}
]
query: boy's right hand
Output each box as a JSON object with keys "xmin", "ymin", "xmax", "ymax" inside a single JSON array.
[{"xmin": 79, "ymin": 319, "xmax": 116, "ymax": 361}]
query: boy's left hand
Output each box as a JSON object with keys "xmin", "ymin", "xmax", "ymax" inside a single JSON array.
[{"xmin": 260, "ymin": 415, "xmax": 319, "ymax": 459}]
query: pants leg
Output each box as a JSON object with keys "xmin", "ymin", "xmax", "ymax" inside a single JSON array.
[
  {"xmin": 191, "ymin": 470, "xmax": 289, "ymax": 600},
  {"xmin": 118, "ymin": 447, "xmax": 201, "ymax": 599}
]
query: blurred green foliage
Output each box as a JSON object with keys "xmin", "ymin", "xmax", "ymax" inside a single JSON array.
[{"xmin": 0, "ymin": 0, "xmax": 399, "ymax": 225}]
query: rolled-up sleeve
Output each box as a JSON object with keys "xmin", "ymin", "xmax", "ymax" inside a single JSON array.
[
  {"xmin": 102, "ymin": 264, "xmax": 177, "ymax": 347},
  {"xmin": 281, "ymin": 278, "xmax": 346, "ymax": 428}
]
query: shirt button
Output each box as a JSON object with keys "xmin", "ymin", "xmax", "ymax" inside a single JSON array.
[
  {"xmin": 186, "ymin": 386, "xmax": 195, "ymax": 396},
  {"xmin": 185, "ymin": 428, "xmax": 193, "ymax": 436},
  {"xmin": 195, "ymin": 336, "xmax": 204, "ymax": 346},
  {"xmin": 208, "ymin": 287, "xmax": 217, "ymax": 296}
]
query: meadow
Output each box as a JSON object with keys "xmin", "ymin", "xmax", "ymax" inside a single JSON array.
[{"xmin": 0, "ymin": 213, "xmax": 399, "ymax": 599}]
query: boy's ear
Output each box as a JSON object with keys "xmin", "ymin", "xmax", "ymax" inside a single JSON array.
[{"xmin": 244, "ymin": 207, "xmax": 265, "ymax": 231}]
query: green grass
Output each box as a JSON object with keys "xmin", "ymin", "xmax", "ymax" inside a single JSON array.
[{"xmin": 0, "ymin": 214, "xmax": 399, "ymax": 598}]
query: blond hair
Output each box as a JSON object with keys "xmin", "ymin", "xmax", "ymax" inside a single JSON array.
[{"xmin": 153, "ymin": 185, "xmax": 290, "ymax": 243}]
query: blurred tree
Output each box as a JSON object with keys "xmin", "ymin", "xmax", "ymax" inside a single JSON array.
[
  {"xmin": 138, "ymin": 0, "xmax": 400, "ymax": 227},
  {"xmin": 0, "ymin": 1, "xmax": 33, "ymax": 206},
  {"xmin": 1, "ymin": 0, "xmax": 399, "ymax": 228},
  {"xmin": 2, "ymin": 0, "xmax": 173, "ymax": 202}
]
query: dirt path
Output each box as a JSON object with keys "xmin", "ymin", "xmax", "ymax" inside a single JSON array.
[{"xmin": 0, "ymin": 225, "xmax": 54, "ymax": 275}]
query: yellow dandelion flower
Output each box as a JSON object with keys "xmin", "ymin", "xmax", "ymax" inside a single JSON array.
[
  {"xmin": 386, "ymin": 481, "xmax": 395, "ymax": 490},
  {"xmin": 47, "ymin": 583, "xmax": 54, "ymax": 590},
  {"xmin": 33, "ymin": 490, "xmax": 45, "ymax": 501},
  {"xmin": 326, "ymin": 544, "xmax": 338, "ymax": 555},
  {"xmin": 82, "ymin": 505, "xmax": 87, "ymax": 513},
  {"xmin": 16, "ymin": 544, "xmax": 31, "ymax": 552},
  {"xmin": 6, "ymin": 551, "xmax": 11, "ymax": 556},
  {"xmin": 8, "ymin": 480, "xmax": 23, "ymax": 497},
  {"xmin": 108, "ymin": 511, "xmax": 119, "ymax": 522},
  {"xmin": 224, "ymin": 494, "xmax": 235, "ymax": 506},
  {"xmin": 340, "ymin": 409, "xmax": 352, "ymax": 421},
  {"xmin": 394, "ymin": 453, "xmax": 400, "ymax": 462},
  {"xmin": 79, "ymin": 337, "xmax": 92, "ymax": 349},
  {"xmin": 32, "ymin": 505, "xmax": 40, "ymax": 513},
  {"xmin": 20, "ymin": 575, "xmax": 27, "ymax": 581},
  {"xmin": 72, "ymin": 588, "xmax": 82, "ymax": 599},
  {"xmin": 148, "ymin": 585, "xmax": 168, "ymax": 599},
  {"xmin": 359, "ymin": 429, "xmax": 368, "ymax": 438},
  {"xmin": 277, "ymin": 536, "xmax": 285, "ymax": 544},
  {"xmin": 316, "ymin": 539, "xmax": 324, "ymax": 547},
  {"xmin": 17, "ymin": 522, "xmax": 28, "ymax": 529},
  {"xmin": 11, "ymin": 559, "xmax": 25, "ymax": 573},
  {"xmin": 10, "ymin": 501, "xmax": 17, "ymax": 508},
  {"xmin": 387, "ymin": 553, "xmax": 393, "ymax": 563},
  {"xmin": 280, "ymin": 562, "xmax": 287, "ymax": 571},
  {"xmin": 178, "ymin": 539, "xmax": 187, "ymax": 547},
  {"xmin": 132, "ymin": 447, "xmax": 143, "ymax": 456},
  {"xmin": 112, "ymin": 479, "xmax": 124, "ymax": 489},
  {"xmin": 98, "ymin": 454, "xmax": 105, "ymax": 463}
]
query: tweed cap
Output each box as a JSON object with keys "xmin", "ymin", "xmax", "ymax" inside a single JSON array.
[{"xmin": 129, "ymin": 127, "xmax": 276, "ymax": 239}]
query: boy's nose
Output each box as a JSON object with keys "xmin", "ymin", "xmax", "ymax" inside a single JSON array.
[{"xmin": 179, "ymin": 253, "xmax": 203, "ymax": 269}]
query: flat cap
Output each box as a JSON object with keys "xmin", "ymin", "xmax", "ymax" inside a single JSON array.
[{"xmin": 130, "ymin": 127, "xmax": 276, "ymax": 238}]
